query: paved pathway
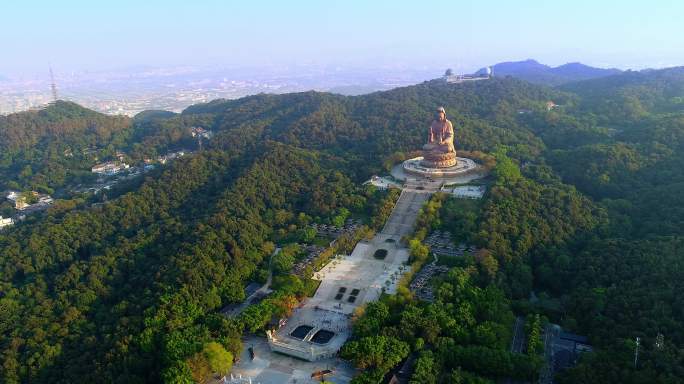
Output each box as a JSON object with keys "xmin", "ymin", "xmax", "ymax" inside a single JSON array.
[{"xmin": 381, "ymin": 190, "xmax": 430, "ymax": 238}]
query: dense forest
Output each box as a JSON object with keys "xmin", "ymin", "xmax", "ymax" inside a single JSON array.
[{"xmin": 1, "ymin": 67, "xmax": 684, "ymax": 383}]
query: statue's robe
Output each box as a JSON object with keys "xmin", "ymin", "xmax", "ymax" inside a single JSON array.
[{"xmin": 426, "ymin": 119, "xmax": 455, "ymax": 153}]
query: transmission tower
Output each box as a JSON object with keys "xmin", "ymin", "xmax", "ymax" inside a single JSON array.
[
  {"xmin": 634, "ymin": 336, "xmax": 640, "ymax": 368},
  {"xmin": 49, "ymin": 65, "xmax": 58, "ymax": 102}
]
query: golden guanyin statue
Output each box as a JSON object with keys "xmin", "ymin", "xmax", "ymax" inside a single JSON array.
[{"xmin": 422, "ymin": 106, "xmax": 457, "ymax": 168}]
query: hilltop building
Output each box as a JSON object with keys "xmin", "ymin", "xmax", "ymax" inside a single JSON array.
[{"xmin": 444, "ymin": 67, "xmax": 492, "ymax": 83}]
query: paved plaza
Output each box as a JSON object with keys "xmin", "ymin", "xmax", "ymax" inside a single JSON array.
[
  {"xmin": 225, "ymin": 335, "xmax": 357, "ymax": 384},
  {"xmin": 264, "ymin": 192, "xmax": 423, "ymax": 362}
]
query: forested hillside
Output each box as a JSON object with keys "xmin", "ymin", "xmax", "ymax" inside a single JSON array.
[
  {"xmin": 1, "ymin": 69, "xmax": 684, "ymax": 383},
  {"xmin": 560, "ymin": 66, "xmax": 684, "ymax": 123},
  {"xmin": 0, "ymin": 101, "xmax": 201, "ymax": 193},
  {"xmin": 0, "ymin": 101, "xmax": 132, "ymax": 192}
]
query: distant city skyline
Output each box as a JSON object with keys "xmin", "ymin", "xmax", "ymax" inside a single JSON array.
[{"xmin": 2, "ymin": 0, "xmax": 684, "ymax": 77}]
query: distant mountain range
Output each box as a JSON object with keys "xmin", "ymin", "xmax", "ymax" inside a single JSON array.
[{"xmin": 490, "ymin": 59, "xmax": 622, "ymax": 86}]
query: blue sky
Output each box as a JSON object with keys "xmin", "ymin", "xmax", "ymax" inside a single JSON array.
[{"xmin": 2, "ymin": 0, "xmax": 683, "ymax": 75}]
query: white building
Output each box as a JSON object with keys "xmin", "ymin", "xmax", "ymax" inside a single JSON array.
[
  {"xmin": 0, "ymin": 216, "xmax": 14, "ymax": 229},
  {"xmin": 91, "ymin": 161, "xmax": 130, "ymax": 175},
  {"xmin": 6, "ymin": 191, "xmax": 21, "ymax": 202},
  {"xmin": 451, "ymin": 185, "xmax": 486, "ymax": 199},
  {"xmin": 444, "ymin": 67, "xmax": 492, "ymax": 84},
  {"xmin": 364, "ymin": 175, "xmax": 401, "ymax": 190}
]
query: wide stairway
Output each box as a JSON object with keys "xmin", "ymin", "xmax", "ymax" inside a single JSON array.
[{"xmin": 380, "ymin": 191, "xmax": 429, "ymax": 238}]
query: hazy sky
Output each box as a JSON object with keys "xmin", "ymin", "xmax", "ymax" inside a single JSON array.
[{"xmin": 3, "ymin": 0, "xmax": 683, "ymax": 76}]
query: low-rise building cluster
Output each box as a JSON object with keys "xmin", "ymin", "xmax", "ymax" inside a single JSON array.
[
  {"xmin": 78, "ymin": 149, "xmax": 190, "ymax": 196},
  {"xmin": 6, "ymin": 191, "xmax": 54, "ymax": 212},
  {"xmin": 78, "ymin": 163, "xmax": 157, "ymax": 195},
  {"xmin": 91, "ymin": 161, "xmax": 130, "ymax": 175},
  {"xmin": 443, "ymin": 67, "xmax": 492, "ymax": 83}
]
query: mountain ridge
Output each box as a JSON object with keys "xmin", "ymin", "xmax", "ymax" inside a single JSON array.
[{"xmin": 490, "ymin": 59, "xmax": 622, "ymax": 86}]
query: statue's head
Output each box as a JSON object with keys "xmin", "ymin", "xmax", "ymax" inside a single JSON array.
[{"xmin": 436, "ymin": 106, "xmax": 446, "ymax": 121}]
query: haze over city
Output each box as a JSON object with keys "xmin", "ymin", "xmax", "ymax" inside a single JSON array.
[
  {"xmin": 3, "ymin": 0, "xmax": 684, "ymax": 74},
  {"xmin": 2, "ymin": 0, "xmax": 682, "ymax": 115}
]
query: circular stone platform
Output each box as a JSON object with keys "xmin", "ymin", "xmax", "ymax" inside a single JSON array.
[
  {"xmin": 422, "ymin": 151, "xmax": 458, "ymax": 168},
  {"xmin": 402, "ymin": 156, "xmax": 478, "ymax": 178}
]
